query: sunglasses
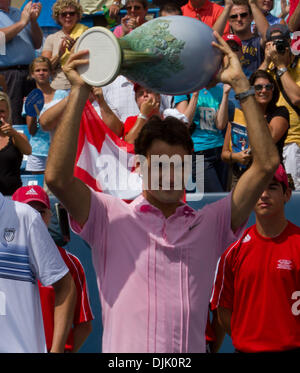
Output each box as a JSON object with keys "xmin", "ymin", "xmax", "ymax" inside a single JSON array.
[
  {"xmin": 60, "ymin": 11, "xmax": 77, "ymax": 17},
  {"xmin": 126, "ymin": 5, "xmax": 142, "ymax": 11},
  {"xmin": 229, "ymin": 12, "xmax": 249, "ymax": 19},
  {"xmin": 254, "ymin": 83, "xmax": 274, "ymax": 91}
]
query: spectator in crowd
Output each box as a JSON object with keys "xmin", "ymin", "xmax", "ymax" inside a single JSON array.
[
  {"xmin": 0, "ymin": 187, "xmax": 76, "ymax": 352},
  {"xmin": 174, "ymin": 83, "xmax": 230, "ymax": 193},
  {"xmin": 41, "ymin": 0, "xmax": 88, "ymax": 90},
  {"xmin": 181, "ymin": 0, "xmax": 230, "ymax": 33},
  {"xmin": 211, "ymin": 164, "xmax": 300, "ymax": 353},
  {"xmin": 12, "ymin": 185, "xmax": 94, "ymax": 353},
  {"xmin": 228, "ymin": 0, "xmax": 269, "ymax": 75},
  {"xmin": 44, "ymin": 33, "xmax": 279, "ymax": 352},
  {"xmin": 0, "ymin": 0, "xmax": 43, "ymax": 124},
  {"xmin": 113, "ymin": 0, "xmax": 148, "ymax": 38},
  {"xmin": 251, "ymin": 0, "xmax": 287, "ymax": 34},
  {"xmin": 222, "ymin": 69, "xmax": 289, "ymax": 189},
  {"xmin": 0, "ymin": 92, "xmax": 31, "ymax": 196},
  {"xmin": 159, "ymin": 2, "xmax": 183, "ymax": 16},
  {"xmin": 92, "ymin": 83, "xmax": 194, "ymax": 143},
  {"xmin": 260, "ymin": 23, "xmax": 300, "ymax": 190},
  {"xmin": 23, "ymin": 56, "xmax": 68, "ymax": 175}
]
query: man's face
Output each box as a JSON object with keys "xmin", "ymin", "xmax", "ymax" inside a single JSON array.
[
  {"xmin": 135, "ymin": 88, "xmax": 160, "ymax": 109},
  {"xmin": 28, "ymin": 201, "xmax": 52, "ymax": 227},
  {"xmin": 229, "ymin": 5, "xmax": 252, "ymax": 34},
  {"xmin": 126, "ymin": 1, "xmax": 148, "ymax": 19},
  {"xmin": 141, "ymin": 139, "xmax": 189, "ymax": 205},
  {"xmin": 254, "ymin": 179, "xmax": 291, "ymax": 218},
  {"xmin": 257, "ymin": 0, "xmax": 273, "ymax": 13}
]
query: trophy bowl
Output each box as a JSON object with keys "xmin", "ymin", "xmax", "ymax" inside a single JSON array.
[{"xmin": 75, "ymin": 16, "xmax": 222, "ymax": 95}]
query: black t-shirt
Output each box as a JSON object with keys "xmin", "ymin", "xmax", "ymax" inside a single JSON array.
[
  {"xmin": 266, "ymin": 105, "xmax": 290, "ymax": 160},
  {"xmin": 0, "ymin": 137, "xmax": 23, "ymax": 195}
]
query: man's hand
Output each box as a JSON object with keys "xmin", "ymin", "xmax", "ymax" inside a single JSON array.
[
  {"xmin": 30, "ymin": 2, "xmax": 42, "ymax": 22},
  {"xmin": 236, "ymin": 150, "xmax": 252, "ymax": 165},
  {"xmin": 121, "ymin": 15, "xmax": 140, "ymax": 35},
  {"xmin": 211, "ymin": 31, "xmax": 246, "ymax": 88},
  {"xmin": 62, "ymin": 50, "xmax": 91, "ymax": 90},
  {"xmin": 109, "ymin": 3, "xmax": 120, "ymax": 18},
  {"xmin": 0, "ymin": 120, "xmax": 14, "ymax": 137},
  {"xmin": 267, "ymin": 41, "xmax": 290, "ymax": 68},
  {"xmin": 20, "ymin": 2, "xmax": 32, "ymax": 26},
  {"xmin": 140, "ymin": 96, "xmax": 160, "ymax": 118}
]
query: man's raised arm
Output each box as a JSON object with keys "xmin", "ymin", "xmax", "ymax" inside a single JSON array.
[
  {"xmin": 45, "ymin": 50, "xmax": 92, "ymax": 227},
  {"xmin": 212, "ymin": 32, "xmax": 279, "ymax": 232}
]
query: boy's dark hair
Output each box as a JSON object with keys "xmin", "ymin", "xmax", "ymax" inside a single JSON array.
[
  {"xmin": 159, "ymin": 2, "xmax": 183, "ymax": 15},
  {"xmin": 134, "ymin": 115, "xmax": 194, "ymax": 157}
]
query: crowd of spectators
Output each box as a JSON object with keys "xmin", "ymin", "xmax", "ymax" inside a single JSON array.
[{"xmin": 1, "ymin": 0, "xmax": 300, "ymax": 353}]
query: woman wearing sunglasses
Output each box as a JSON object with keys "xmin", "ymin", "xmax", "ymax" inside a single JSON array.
[
  {"xmin": 222, "ymin": 69, "xmax": 289, "ymax": 189},
  {"xmin": 113, "ymin": 0, "xmax": 148, "ymax": 38},
  {"xmin": 42, "ymin": 0, "xmax": 88, "ymax": 90}
]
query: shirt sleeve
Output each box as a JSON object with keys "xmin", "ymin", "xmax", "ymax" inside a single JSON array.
[
  {"xmin": 205, "ymin": 192, "xmax": 247, "ymax": 258},
  {"xmin": 66, "ymin": 253, "xmax": 94, "ymax": 324},
  {"xmin": 27, "ymin": 213, "xmax": 69, "ymax": 286}
]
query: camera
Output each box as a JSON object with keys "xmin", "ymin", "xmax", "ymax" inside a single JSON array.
[{"xmin": 274, "ymin": 38, "xmax": 289, "ymax": 55}]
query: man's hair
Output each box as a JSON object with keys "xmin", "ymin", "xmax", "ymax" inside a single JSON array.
[
  {"xmin": 232, "ymin": 0, "xmax": 252, "ymax": 15},
  {"xmin": 0, "ymin": 91, "xmax": 12, "ymax": 124},
  {"xmin": 52, "ymin": 0, "xmax": 83, "ymax": 24},
  {"xmin": 134, "ymin": 116, "xmax": 194, "ymax": 157},
  {"xmin": 249, "ymin": 69, "xmax": 280, "ymax": 112},
  {"xmin": 159, "ymin": 2, "xmax": 183, "ymax": 16},
  {"xmin": 126, "ymin": 0, "xmax": 148, "ymax": 8}
]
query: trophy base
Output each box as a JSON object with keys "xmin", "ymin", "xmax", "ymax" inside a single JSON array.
[{"xmin": 74, "ymin": 27, "xmax": 122, "ymax": 87}]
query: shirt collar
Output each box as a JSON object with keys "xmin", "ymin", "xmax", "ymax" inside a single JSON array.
[
  {"xmin": 188, "ymin": 0, "xmax": 210, "ymax": 12},
  {"xmin": 132, "ymin": 194, "xmax": 196, "ymax": 217}
]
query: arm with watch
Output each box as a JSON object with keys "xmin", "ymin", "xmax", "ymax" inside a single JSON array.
[
  {"xmin": 124, "ymin": 96, "xmax": 160, "ymax": 144},
  {"xmin": 211, "ymin": 31, "xmax": 279, "ymax": 232}
]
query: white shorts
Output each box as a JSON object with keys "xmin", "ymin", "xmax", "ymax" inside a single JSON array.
[{"xmin": 283, "ymin": 142, "xmax": 300, "ymax": 190}]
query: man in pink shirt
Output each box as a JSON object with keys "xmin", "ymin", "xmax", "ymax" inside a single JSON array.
[{"xmin": 45, "ymin": 33, "xmax": 279, "ymax": 352}]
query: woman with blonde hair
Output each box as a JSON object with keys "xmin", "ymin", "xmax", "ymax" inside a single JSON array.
[
  {"xmin": 42, "ymin": 0, "xmax": 88, "ymax": 90},
  {"xmin": 0, "ymin": 92, "xmax": 31, "ymax": 195}
]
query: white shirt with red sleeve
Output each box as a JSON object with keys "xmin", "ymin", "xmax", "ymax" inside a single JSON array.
[
  {"xmin": 39, "ymin": 246, "xmax": 94, "ymax": 352},
  {"xmin": 211, "ymin": 222, "xmax": 300, "ymax": 352}
]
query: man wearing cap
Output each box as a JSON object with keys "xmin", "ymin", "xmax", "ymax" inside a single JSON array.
[
  {"xmin": 228, "ymin": 0, "xmax": 270, "ymax": 75},
  {"xmin": 211, "ymin": 164, "xmax": 300, "ymax": 353},
  {"xmin": 12, "ymin": 185, "xmax": 94, "ymax": 353},
  {"xmin": 0, "ymin": 186, "xmax": 76, "ymax": 352},
  {"xmin": 260, "ymin": 23, "xmax": 300, "ymax": 190}
]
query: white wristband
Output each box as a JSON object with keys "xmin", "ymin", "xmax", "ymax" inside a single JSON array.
[{"xmin": 137, "ymin": 113, "xmax": 148, "ymax": 120}]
